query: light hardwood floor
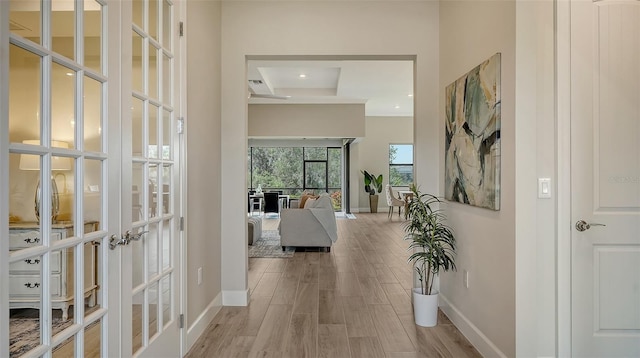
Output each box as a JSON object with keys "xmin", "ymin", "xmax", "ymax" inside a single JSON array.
[{"xmin": 187, "ymin": 213, "xmax": 480, "ymax": 358}]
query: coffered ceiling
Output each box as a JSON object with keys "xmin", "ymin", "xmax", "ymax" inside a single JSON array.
[{"xmin": 247, "ymin": 59, "xmax": 414, "ymax": 117}]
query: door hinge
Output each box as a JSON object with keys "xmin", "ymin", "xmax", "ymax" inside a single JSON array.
[
  {"xmin": 179, "ymin": 22, "xmax": 184, "ymax": 37},
  {"xmin": 179, "ymin": 216, "xmax": 184, "ymax": 231},
  {"xmin": 177, "ymin": 117, "xmax": 184, "ymax": 134},
  {"xmin": 179, "ymin": 313, "xmax": 184, "ymax": 328}
]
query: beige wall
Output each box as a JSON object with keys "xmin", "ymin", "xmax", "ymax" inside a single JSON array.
[
  {"xmin": 248, "ymin": 103, "xmax": 365, "ymax": 138},
  {"xmin": 438, "ymin": 2, "xmax": 558, "ymax": 357},
  {"xmin": 221, "ymin": 1, "xmax": 439, "ymax": 304},
  {"xmin": 185, "ymin": 0, "xmax": 222, "ymax": 328},
  {"xmin": 351, "ymin": 116, "xmax": 413, "ymax": 212},
  {"xmin": 439, "ymin": 1, "xmax": 516, "ymax": 356},
  {"xmin": 514, "ymin": 2, "xmax": 557, "ymax": 356}
]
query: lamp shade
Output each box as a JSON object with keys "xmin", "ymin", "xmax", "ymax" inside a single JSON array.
[{"xmin": 19, "ymin": 140, "xmax": 72, "ymax": 171}]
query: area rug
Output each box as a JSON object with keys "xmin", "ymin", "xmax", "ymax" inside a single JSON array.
[
  {"xmin": 10, "ymin": 307, "xmax": 97, "ymax": 357},
  {"xmin": 249, "ymin": 230, "xmax": 295, "ymax": 258},
  {"xmin": 10, "ymin": 312, "xmax": 69, "ymax": 356}
]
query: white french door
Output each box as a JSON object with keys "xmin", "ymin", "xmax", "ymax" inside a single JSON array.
[
  {"xmin": 570, "ymin": 0, "xmax": 640, "ymax": 356},
  {"xmin": 3, "ymin": 0, "xmax": 117, "ymax": 356},
  {"xmin": 120, "ymin": 0, "xmax": 182, "ymax": 356},
  {"xmin": 1, "ymin": 0, "xmax": 183, "ymax": 357}
]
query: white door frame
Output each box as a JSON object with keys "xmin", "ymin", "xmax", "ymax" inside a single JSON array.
[
  {"xmin": 556, "ymin": 0, "xmax": 574, "ymax": 355},
  {"xmin": 177, "ymin": 1, "xmax": 188, "ymax": 355},
  {"xmin": 0, "ymin": 1, "xmax": 10, "ymax": 355}
]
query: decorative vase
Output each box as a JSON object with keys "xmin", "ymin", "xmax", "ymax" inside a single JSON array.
[
  {"xmin": 369, "ymin": 194, "xmax": 379, "ymax": 213},
  {"xmin": 412, "ymin": 288, "xmax": 438, "ymax": 327}
]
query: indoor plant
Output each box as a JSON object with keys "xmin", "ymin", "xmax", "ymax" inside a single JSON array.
[
  {"xmin": 404, "ymin": 186, "xmax": 456, "ymax": 327},
  {"xmin": 361, "ymin": 170, "xmax": 383, "ymax": 213}
]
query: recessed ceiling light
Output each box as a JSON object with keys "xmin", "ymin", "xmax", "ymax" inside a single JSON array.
[
  {"xmin": 408, "ymin": 94, "xmax": 413, "ymax": 97},
  {"xmin": 299, "ymin": 74, "xmax": 306, "ymax": 78},
  {"xmin": 394, "ymin": 105, "xmax": 400, "ymax": 109},
  {"xmin": 66, "ymin": 72, "xmax": 74, "ymax": 76}
]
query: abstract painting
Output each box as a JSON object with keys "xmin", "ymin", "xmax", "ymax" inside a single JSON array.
[{"xmin": 445, "ymin": 53, "xmax": 501, "ymax": 210}]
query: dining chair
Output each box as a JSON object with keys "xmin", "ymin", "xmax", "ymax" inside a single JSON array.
[
  {"xmin": 385, "ymin": 184, "xmax": 405, "ymax": 219},
  {"xmin": 263, "ymin": 192, "xmax": 280, "ymax": 217},
  {"xmin": 248, "ymin": 191, "xmax": 261, "ymax": 215}
]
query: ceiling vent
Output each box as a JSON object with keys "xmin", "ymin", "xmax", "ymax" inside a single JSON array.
[{"xmin": 248, "ymin": 79, "xmax": 288, "ymax": 99}]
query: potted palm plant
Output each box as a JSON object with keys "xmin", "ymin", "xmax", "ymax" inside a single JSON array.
[
  {"xmin": 361, "ymin": 170, "xmax": 383, "ymax": 213},
  {"xmin": 404, "ymin": 186, "xmax": 456, "ymax": 327}
]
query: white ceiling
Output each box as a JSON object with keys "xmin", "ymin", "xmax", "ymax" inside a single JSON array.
[{"xmin": 247, "ymin": 60, "xmax": 414, "ymax": 117}]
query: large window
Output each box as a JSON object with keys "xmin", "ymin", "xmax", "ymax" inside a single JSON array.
[
  {"xmin": 249, "ymin": 147, "xmax": 304, "ymax": 192},
  {"xmin": 247, "ymin": 146, "xmax": 343, "ymax": 210},
  {"xmin": 389, "ymin": 144, "xmax": 413, "ymax": 186}
]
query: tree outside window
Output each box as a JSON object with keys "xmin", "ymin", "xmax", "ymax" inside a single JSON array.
[
  {"xmin": 247, "ymin": 147, "xmax": 342, "ymax": 210},
  {"xmin": 389, "ymin": 144, "xmax": 413, "ymax": 186}
]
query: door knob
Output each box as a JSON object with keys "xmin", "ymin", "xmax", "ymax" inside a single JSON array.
[{"xmin": 575, "ymin": 220, "xmax": 606, "ymax": 232}]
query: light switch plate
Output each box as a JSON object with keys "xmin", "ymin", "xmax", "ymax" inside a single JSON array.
[{"xmin": 538, "ymin": 178, "xmax": 551, "ymax": 199}]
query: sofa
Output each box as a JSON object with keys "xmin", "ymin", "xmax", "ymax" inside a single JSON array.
[{"xmin": 279, "ymin": 193, "xmax": 338, "ymax": 251}]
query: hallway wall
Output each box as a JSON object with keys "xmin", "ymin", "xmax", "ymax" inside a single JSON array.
[
  {"xmin": 438, "ymin": 1, "xmax": 558, "ymax": 357},
  {"xmin": 439, "ymin": 1, "xmax": 516, "ymax": 356},
  {"xmin": 185, "ymin": 0, "xmax": 223, "ymax": 345}
]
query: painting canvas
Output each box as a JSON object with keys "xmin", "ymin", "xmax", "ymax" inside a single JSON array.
[{"xmin": 445, "ymin": 53, "xmax": 501, "ymax": 210}]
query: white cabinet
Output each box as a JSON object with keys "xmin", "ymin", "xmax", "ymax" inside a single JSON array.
[{"xmin": 9, "ymin": 222, "xmax": 98, "ymax": 321}]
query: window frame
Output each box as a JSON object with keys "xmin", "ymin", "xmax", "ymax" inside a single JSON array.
[{"xmin": 389, "ymin": 143, "xmax": 414, "ymax": 187}]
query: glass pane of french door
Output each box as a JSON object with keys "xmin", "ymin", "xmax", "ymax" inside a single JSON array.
[
  {"xmin": 128, "ymin": 0, "xmax": 180, "ymax": 355},
  {"xmin": 6, "ymin": 0, "xmax": 108, "ymax": 356}
]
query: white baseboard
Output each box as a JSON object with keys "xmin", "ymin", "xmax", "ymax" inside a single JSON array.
[
  {"xmin": 357, "ymin": 207, "xmax": 392, "ymax": 213},
  {"xmin": 439, "ymin": 294, "xmax": 507, "ymax": 358},
  {"xmin": 222, "ymin": 289, "xmax": 249, "ymax": 306},
  {"xmin": 186, "ymin": 292, "xmax": 223, "ymax": 352}
]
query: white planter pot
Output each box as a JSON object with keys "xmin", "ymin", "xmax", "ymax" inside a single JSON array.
[{"xmin": 412, "ymin": 288, "xmax": 438, "ymax": 327}]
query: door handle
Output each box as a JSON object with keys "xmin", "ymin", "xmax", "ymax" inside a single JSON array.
[
  {"xmin": 109, "ymin": 234, "xmax": 130, "ymax": 250},
  {"xmin": 125, "ymin": 230, "xmax": 148, "ymax": 241},
  {"xmin": 109, "ymin": 230, "xmax": 149, "ymax": 250},
  {"xmin": 575, "ymin": 220, "xmax": 606, "ymax": 232}
]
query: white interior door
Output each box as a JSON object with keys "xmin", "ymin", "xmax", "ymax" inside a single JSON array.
[
  {"xmin": 571, "ymin": 0, "xmax": 640, "ymax": 356},
  {"xmin": 122, "ymin": 0, "xmax": 182, "ymax": 356},
  {"xmin": 4, "ymin": 0, "xmax": 120, "ymax": 356}
]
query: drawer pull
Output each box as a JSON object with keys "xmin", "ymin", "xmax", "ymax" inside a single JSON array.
[
  {"xmin": 24, "ymin": 259, "xmax": 41, "ymax": 265},
  {"xmin": 24, "ymin": 282, "xmax": 41, "ymax": 288},
  {"xmin": 24, "ymin": 237, "xmax": 40, "ymax": 244}
]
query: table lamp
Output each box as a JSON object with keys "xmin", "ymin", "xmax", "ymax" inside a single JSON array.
[{"xmin": 19, "ymin": 140, "xmax": 72, "ymax": 222}]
